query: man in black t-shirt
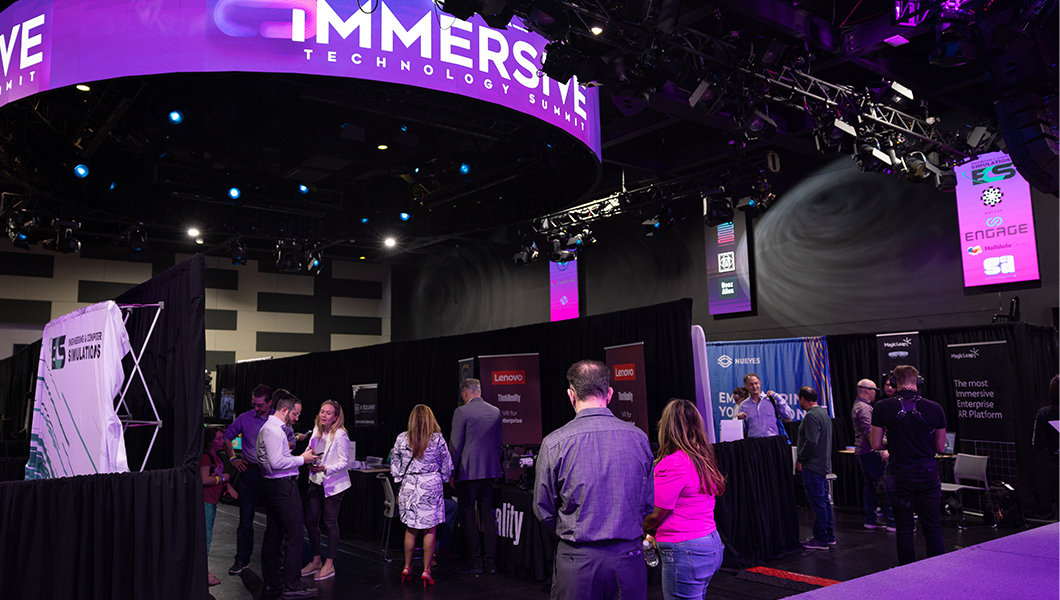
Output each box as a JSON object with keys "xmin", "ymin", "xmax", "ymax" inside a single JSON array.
[{"xmin": 870, "ymin": 365, "xmax": 947, "ymax": 565}]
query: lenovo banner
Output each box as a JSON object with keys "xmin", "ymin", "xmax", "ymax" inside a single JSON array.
[
  {"xmin": 948, "ymin": 341, "xmax": 1014, "ymax": 444},
  {"xmin": 703, "ymin": 336, "xmax": 833, "ymax": 442},
  {"xmin": 604, "ymin": 342, "xmax": 649, "ymax": 435},
  {"xmin": 479, "ymin": 353, "xmax": 541, "ymax": 445},
  {"xmin": 877, "ymin": 331, "xmax": 920, "ymax": 376}
]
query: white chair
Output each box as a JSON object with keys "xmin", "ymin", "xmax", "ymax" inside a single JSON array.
[
  {"xmin": 378, "ymin": 473, "xmax": 397, "ymax": 561},
  {"xmin": 826, "ymin": 473, "xmax": 838, "ymax": 506},
  {"xmin": 940, "ymin": 453, "xmax": 992, "ymax": 529}
]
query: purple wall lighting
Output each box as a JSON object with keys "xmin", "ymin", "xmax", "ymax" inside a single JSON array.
[{"xmin": 0, "ymin": 0, "xmax": 601, "ymax": 159}]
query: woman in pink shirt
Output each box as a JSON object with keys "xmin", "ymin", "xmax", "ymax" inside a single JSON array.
[{"xmin": 643, "ymin": 399, "xmax": 726, "ymax": 600}]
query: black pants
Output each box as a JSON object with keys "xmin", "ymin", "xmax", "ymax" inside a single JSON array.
[
  {"xmin": 457, "ymin": 479, "xmax": 498, "ymax": 565},
  {"xmin": 892, "ymin": 465, "xmax": 944, "ymax": 565},
  {"xmin": 262, "ymin": 477, "xmax": 305, "ymax": 591},
  {"xmin": 552, "ymin": 538, "xmax": 646, "ymax": 600},
  {"xmin": 305, "ymin": 483, "xmax": 343, "ymax": 560},
  {"xmin": 234, "ymin": 463, "xmax": 263, "ymax": 565}
]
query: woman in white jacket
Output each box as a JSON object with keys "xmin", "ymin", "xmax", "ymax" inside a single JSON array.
[{"xmin": 300, "ymin": 400, "xmax": 351, "ymax": 581}]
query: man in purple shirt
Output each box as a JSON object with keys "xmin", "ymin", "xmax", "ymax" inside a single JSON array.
[{"xmin": 224, "ymin": 384, "xmax": 274, "ymax": 575}]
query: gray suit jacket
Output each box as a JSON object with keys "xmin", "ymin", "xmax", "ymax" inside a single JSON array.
[{"xmin": 449, "ymin": 397, "xmax": 503, "ymax": 481}]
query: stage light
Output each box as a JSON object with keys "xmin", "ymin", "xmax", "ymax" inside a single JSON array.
[
  {"xmin": 512, "ymin": 241, "xmax": 539, "ymax": 266},
  {"xmin": 399, "ymin": 212, "xmax": 411, "ymax": 221},
  {"xmin": 591, "ymin": 26, "xmax": 603, "ymax": 35},
  {"xmin": 109, "ymin": 182, "xmax": 116, "ymax": 190},
  {"xmin": 129, "ymin": 227, "xmax": 147, "ymax": 252},
  {"xmin": 643, "ymin": 206, "xmax": 674, "ymax": 236},
  {"xmin": 306, "ymin": 248, "xmax": 323, "ymax": 275},
  {"xmin": 168, "ymin": 110, "xmax": 184, "ymax": 125},
  {"xmin": 6, "ymin": 215, "xmax": 37, "ymax": 250},
  {"xmin": 230, "ymin": 238, "xmax": 247, "ymax": 266},
  {"xmin": 275, "ymin": 239, "xmax": 302, "ymax": 272},
  {"xmin": 742, "ymin": 110, "xmax": 777, "ymax": 140},
  {"xmin": 377, "ymin": 144, "xmax": 388, "ymax": 150},
  {"xmin": 855, "ymin": 139, "xmax": 895, "ymax": 173},
  {"xmin": 439, "ymin": 0, "xmax": 475, "ymax": 20},
  {"xmin": 459, "ymin": 163, "xmax": 471, "ymax": 175},
  {"xmin": 540, "ymin": 41, "xmax": 584, "ymax": 85},
  {"xmin": 298, "ymin": 184, "xmax": 309, "ymax": 194},
  {"xmin": 566, "ymin": 227, "xmax": 594, "ymax": 249},
  {"xmin": 195, "ymin": 236, "xmax": 204, "ymax": 245},
  {"xmin": 704, "ymin": 196, "xmax": 734, "ymax": 227},
  {"xmin": 43, "ymin": 219, "xmax": 81, "ymax": 254},
  {"xmin": 548, "ymin": 239, "xmax": 576, "ymax": 263},
  {"xmin": 75, "ymin": 84, "xmax": 90, "ymax": 92},
  {"xmin": 228, "ymin": 187, "xmax": 241, "ymax": 199},
  {"xmin": 758, "ymin": 39, "xmax": 787, "ymax": 66},
  {"xmin": 187, "ymin": 228, "xmax": 200, "ymax": 237},
  {"xmin": 528, "ymin": 0, "xmax": 570, "ymax": 40},
  {"xmin": 74, "ymin": 164, "xmax": 89, "ymax": 178},
  {"xmin": 384, "ymin": 237, "xmax": 396, "ymax": 247},
  {"xmin": 929, "ymin": 23, "xmax": 976, "ymax": 67},
  {"xmin": 869, "ymin": 81, "xmax": 914, "ymax": 110},
  {"xmin": 360, "ymin": 218, "xmax": 370, "ymax": 224}
]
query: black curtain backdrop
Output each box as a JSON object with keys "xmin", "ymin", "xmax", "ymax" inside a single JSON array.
[
  {"xmin": 825, "ymin": 323, "xmax": 1058, "ymax": 514},
  {"xmin": 0, "ymin": 254, "xmax": 207, "ymax": 600},
  {"xmin": 0, "ymin": 339, "xmax": 41, "ymax": 452},
  {"xmin": 713, "ymin": 435, "xmax": 801, "ymax": 567},
  {"xmin": 217, "ymin": 299, "xmax": 696, "ymax": 460}
]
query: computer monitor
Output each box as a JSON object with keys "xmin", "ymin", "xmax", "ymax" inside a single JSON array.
[{"xmin": 943, "ymin": 432, "xmax": 956, "ymax": 454}]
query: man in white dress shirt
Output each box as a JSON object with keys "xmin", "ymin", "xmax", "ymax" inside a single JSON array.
[{"xmin": 258, "ymin": 390, "xmax": 319, "ymax": 599}]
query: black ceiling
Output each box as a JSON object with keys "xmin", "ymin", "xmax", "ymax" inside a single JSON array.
[{"xmin": 0, "ymin": 0, "xmax": 1055, "ymax": 265}]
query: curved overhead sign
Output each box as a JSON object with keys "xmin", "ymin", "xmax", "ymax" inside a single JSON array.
[{"xmin": 0, "ymin": 0, "xmax": 601, "ymax": 159}]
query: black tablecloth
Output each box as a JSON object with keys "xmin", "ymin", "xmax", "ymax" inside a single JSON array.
[
  {"xmin": 492, "ymin": 483, "xmax": 556, "ymax": 581},
  {"xmin": 337, "ymin": 470, "xmax": 387, "ymax": 538},
  {"xmin": 832, "ymin": 452, "xmax": 956, "ymax": 510}
]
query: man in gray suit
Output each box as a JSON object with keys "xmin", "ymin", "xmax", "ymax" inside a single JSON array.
[{"xmin": 450, "ymin": 377, "xmax": 503, "ymax": 574}]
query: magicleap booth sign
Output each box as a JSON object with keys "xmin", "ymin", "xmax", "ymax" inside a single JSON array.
[
  {"xmin": 948, "ymin": 341, "xmax": 1014, "ymax": 443},
  {"xmin": 0, "ymin": 0, "xmax": 601, "ymax": 158},
  {"xmin": 704, "ymin": 336, "xmax": 833, "ymax": 441},
  {"xmin": 604, "ymin": 342, "xmax": 649, "ymax": 435},
  {"xmin": 877, "ymin": 331, "xmax": 920, "ymax": 375},
  {"xmin": 479, "ymin": 353, "xmax": 542, "ymax": 445},
  {"xmin": 26, "ymin": 301, "xmax": 132, "ymax": 479}
]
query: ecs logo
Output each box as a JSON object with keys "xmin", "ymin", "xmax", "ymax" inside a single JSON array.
[
  {"xmin": 967, "ymin": 245, "xmax": 982, "ymax": 255},
  {"xmin": 983, "ymin": 255, "xmax": 1015, "ymax": 276},
  {"xmin": 970, "ymin": 163, "xmax": 1017, "ymax": 186},
  {"xmin": 50, "ymin": 336, "xmax": 66, "ymax": 370}
]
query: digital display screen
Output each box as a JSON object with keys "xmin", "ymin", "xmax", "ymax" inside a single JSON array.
[
  {"xmin": 549, "ymin": 260, "xmax": 578, "ymax": 321},
  {"xmin": 705, "ymin": 210, "xmax": 753, "ymax": 315},
  {"xmin": 0, "ymin": 0, "xmax": 600, "ymax": 159},
  {"xmin": 954, "ymin": 151, "xmax": 1040, "ymax": 287}
]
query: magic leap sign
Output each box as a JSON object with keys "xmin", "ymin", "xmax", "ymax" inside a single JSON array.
[
  {"xmin": 605, "ymin": 342, "xmax": 649, "ymax": 435},
  {"xmin": 948, "ymin": 341, "xmax": 1014, "ymax": 443},
  {"xmin": 0, "ymin": 0, "xmax": 601, "ymax": 158},
  {"xmin": 479, "ymin": 353, "xmax": 542, "ymax": 445},
  {"xmin": 954, "ymin": 151, "xmax": 1040, "ymax": 287}
]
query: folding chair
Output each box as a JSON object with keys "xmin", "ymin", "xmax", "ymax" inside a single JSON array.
[{"xmin": 940, "ymin": 453, "xmax": 993, "ymax": 529}]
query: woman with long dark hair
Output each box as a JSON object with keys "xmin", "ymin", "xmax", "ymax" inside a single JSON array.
[
  {"xmin": 301, "ymin": 400, "xmax": 352, "ymax": 581},
  {"xmin": 643, "ymin": 398, "xmax": 726, "ymax": 600},
  {"xmin": 202, "ymin": 426, "xmax": 237, "ymax": 587},
  {"xmin": 390, "ymin": 404, "xmax": 453, "ymax": 586}
]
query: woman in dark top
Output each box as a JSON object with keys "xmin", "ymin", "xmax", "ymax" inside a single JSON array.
[{"xmin": 202, "ymin": 426, "xmax": 236, "ymax": 586}]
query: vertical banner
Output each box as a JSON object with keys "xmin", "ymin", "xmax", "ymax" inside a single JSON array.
[
  {"xmin": 948, "ymin": 341, "xmax": 1014, "ymax": 443},
  {"xmin": 219, "ymin": 388, "xmax": 236, "ymax": 420},
  {"xmin": 26, "ymin": 301, "xmax": 132, "ymax": 479},
  {"xmin": 458, "ymin": 357, "xmax": 476, "ymax": 391},
  {"xmin": 877, "ymin": 331, "xmax": 920, "ymax": 376},
  {"xmin": 703, "ymin": 336, "xmax": 833, "ymax": 442},
  {"xmin": 604, "ymin": 342, "xmax": 650, "ymax": 435},
  {"xmin": 479, "ymin": 354, "xmax": 542, "ymax": 445},
  {"xmin": 705, "ymin": 209, "xmax": 754, "ymax": 315},
  {"xmin": 351, "ymin": 384, "xmax": 378, "ymax": 428},
  {"xmin": 550, "ymin": 261, "xmax": 579, "ymax": 322}
]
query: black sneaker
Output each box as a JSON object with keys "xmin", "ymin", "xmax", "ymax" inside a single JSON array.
[
  {"xmin": 229, "ymin": 561, "xmax": 249, "ymax": 575},
  {"xmin": 454, "ymin": 561, "xmax": 484, "ymax": 575},
  {"xmin": 484, "ymin": 560, "xmax": 498, "ymax": 575},
  {"xmin": 802, "ymin": 537, "xmax": 829, "ymax": 550},
  {"xmin": 282, "ymin": 588, "xmax": 318, "ymax": 599}
]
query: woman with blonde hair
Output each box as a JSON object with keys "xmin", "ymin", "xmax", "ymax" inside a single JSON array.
[
  {"xmin": 300, "ymin": 400, "xmax": 351, "ymax": 581},
  {"xmin": 391, "ymin": 404, "xmax": 453, "ymax": 586},
  {"xmin": 643, "ymin": 398, "xmax": 727, "ymax": 600}
]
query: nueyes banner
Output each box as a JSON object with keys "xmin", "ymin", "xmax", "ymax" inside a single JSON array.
[{"xmin": 0, "ymin": 0, "xmax": 601, "ymax": 158}]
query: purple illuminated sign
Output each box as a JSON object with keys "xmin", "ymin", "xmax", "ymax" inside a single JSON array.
[
  {"xmin": 706, "ymin": 211, "xmax": 753, "ymax": 315},
  {"xmin": 549, "ymin": 260, "xmax": 578, "ymax": 321},
  {"xmin": 954, "ymin": 151, "xmax": 1040, "ymax": 288},
  {"xmin": 0, "ymin": 0, "xmax": 600, "ymax": 158}
]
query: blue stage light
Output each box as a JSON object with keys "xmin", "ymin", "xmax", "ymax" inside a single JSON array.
[
  {"xmin": 298, "ymin": 184, "xmax": 309, "ymax": 194},
  {"xmin": 228, "ymin": 187, "xmax": 241, "ymax": 199},
  {"xmin": 168, "ymin": 110, "xmax": 184, "ymax": 125},
  {"xmin": 459, "ymin": 163, "xmax": 471, "ymax": 175},
  {"xmin": 361, "ymin": 218, "xmax": 369, "ymax": 224},
  {"xmin": 399, "ymin": 212, "xmax": 411, "ymax": 221},
  {"xmin": 74, "ymin": 164, "xmax": 89, "ymax": 178}
]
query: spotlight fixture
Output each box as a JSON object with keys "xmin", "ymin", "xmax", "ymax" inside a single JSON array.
[
  {"xmin": 541, "ymin": 41, "xmax": 583, "ymax": 84},
  {"xmin": 704, "ymin": 196, "xmax": 734, "ymax": 227},
  {"xmin": 187, "ymin": 228, "xmax": 200, "ymax": 237},
  {"xmin": 548, "ymin": 239, "xmax": 577, "ymax": 263},
  {"xmin": 43, "ymin": 219, "xmax": 81, "ymax": 254},
  {"xmin": 929, "ymin": 23, "xmax": 977, "ymax": 67},
  {"xmin": 384, "ymin": 237, "xmax": 396, "ymax": 247},
  {"xmin": 305, "ymin": 247, "xmax": 323, "ymax": 275},
  {"xmin": 275, "ymin": 239, "xmax": 302, "ymax": 272},
  {"xmin": 228, "ymin": 187, "xmax": 241, "ymax": 200},
  {"xmin": 758, "ymin": 39, "xmax": 787, "ymax": 66},
  {"xmin": 74, "ymin": 164, "xmax": 89, "ymax": 178},
  {"xmin": 527, "ymin": 0, "xmax": 569, "ymax": 41},
  {"xmin": 298, "ymin": 184, "xmax": 309, "ymax": 194},
  {"xmin": 869, "ymin": 81, "xmax": 914, "ymax": 110},
  {"xmin": 230, "ymin": 238, "xmax": 248, "ymax": 266},
  {"xmin": 399, "ymin": 212, "xmax": 411, "ymax": 222},
  {"xmin": 195, "ymin": 236, "xmax": 204, "ymax": 245},
  {"xmin": 512, "ymin": 241, "xmax": 539, "ymax": 266},
  {"xmin": 642, "ymin": 206, "xmax": 674, "ymax": 236},
  {"xmin": 565, "ymin": 227, "xmax": 594, "ymax": 250},
  {"xmin": 459, "ymin": 163, "xmax": 471, "ymax": 175},
  {"xmin": 6, "ymin": 214, "xmax": 38, "ymax": 249},
  {"xmin": 854, "ymin": 139, "xmax": 895, "ymax": 174},
  {"xmin": 590, "ymin": 26, "xmax": 603, "ymax": 35},
  {"xmin": 816, "ymin": 116, "xmax": 857, "ymax": 150},
  {"xmin": 742, "ymin": 110, "xmax": 777, "ymax": 140},
  {"xmin": 439, "ymin": 0, "xmax": 476, "ymax": 20},
  {"xmin": 168, "ymin": 110, "xmax": 185, "ymax": 125},
  {"xmin": 129, "ymin": 226, "xmax": 147, "ymax": 252},
  {"xmin": 75, "ymin": 84, "xmax": 90, "ymax": 92},
  {"xmin": 360, "ymin": 218, "xmax": 370, "ymax": 224}
]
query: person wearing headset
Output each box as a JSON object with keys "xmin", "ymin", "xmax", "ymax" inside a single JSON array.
[{"xmin": 869, "ymin": 365, "xmax": 947, "ymax": 565}]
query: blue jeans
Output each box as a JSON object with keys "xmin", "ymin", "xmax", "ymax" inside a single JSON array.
[
  {"xmin": 856, "ymin": 452, "xmax": 894, "ymax": 525},
  {"xmin": 892, "ymin": 465, "xmax": 944, "ymax": 565},
  {"xmin": 657, "ymin": 531, "xmax": 724, "ymax": 600},
  {"xmin": 204, "ymin": 502, "xmax": 217, "ymax": 557},
  {"xmin": 802, "ymin": 470, "xmax": 834, "ymax": 543}
]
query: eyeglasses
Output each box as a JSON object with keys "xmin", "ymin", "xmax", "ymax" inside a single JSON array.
[{"xmin": 857, "ymin": 386, "xmax": 878, "ymax": 391}]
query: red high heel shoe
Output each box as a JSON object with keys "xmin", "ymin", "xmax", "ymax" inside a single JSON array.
[
  {"xmin": 421, "ymin": 570, "xmax": 435, "ymax": 587},
  {"xmin": 401, "ymin": 567, "xmax": 414, "ymax": 583}
]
